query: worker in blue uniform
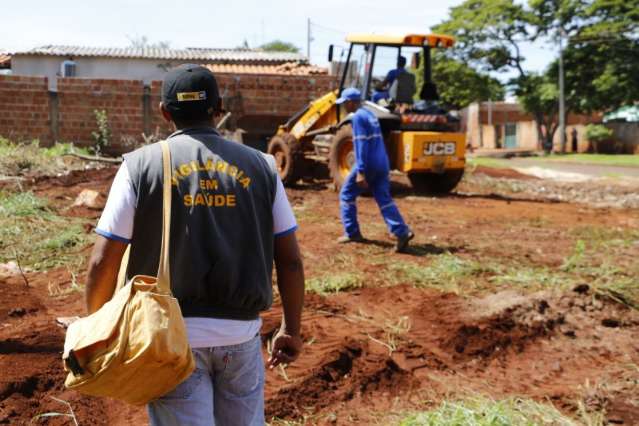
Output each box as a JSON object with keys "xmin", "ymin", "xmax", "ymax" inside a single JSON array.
[{"xmin": 336, "ymin": 87, "xmax": 414, "ymax": 253}]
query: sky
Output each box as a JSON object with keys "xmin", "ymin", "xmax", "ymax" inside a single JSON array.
[{"xmin": 2, "ymin": 0, "xmax": 555, "ymax": 80}]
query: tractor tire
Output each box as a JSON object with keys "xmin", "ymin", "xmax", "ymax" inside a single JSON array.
[
  {"xmin": 328, "ymin": 125, "xmax": 354, "ymax": 191},
  {"xmin": 267, "ymin": 133, "xmax": 303, "ymax": 185},
  {"xmin": 408, "ymin": 169, "xmax": 464, "ymax": 194}
]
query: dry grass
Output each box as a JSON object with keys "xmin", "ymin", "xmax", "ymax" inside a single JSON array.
[{"xmin": 0, "ymin": 191, "xmax": 92, "ymax": 272}]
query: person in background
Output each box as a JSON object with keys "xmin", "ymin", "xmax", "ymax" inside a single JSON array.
[
  {"xmin": 372, "ymin": 56, "xmax": 409, "ymax": 104},
  {"xmin": 85, "ymin": 64, "xmax": 305, "ymax": 426},
  {"xmin": 335, "ymin": 87, "xmax": 414, "ymax": 253}
]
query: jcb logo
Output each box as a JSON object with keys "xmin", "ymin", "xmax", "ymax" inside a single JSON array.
[{"xmin": 424, "ymin": 142, "xmax": 456, "ymax": 156}]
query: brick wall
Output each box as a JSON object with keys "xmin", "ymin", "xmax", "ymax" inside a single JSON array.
[
  {"xmin": 0, "ymin": 73, "xmax": 337, "ymax": 153},
  {"xmin": 57, "ymin": 78, "xmax": 144, "ymax": 150},
  {"xmin": 149, "ymin": 80, "xmax": 173, "ymax": 138},
  {"xmin": 216, "ymin": 74, "xmax": 336, "ymax": 116},
  {"xmin": 0, "ymin": 75, "xmax": 51, "ymax": 143}
]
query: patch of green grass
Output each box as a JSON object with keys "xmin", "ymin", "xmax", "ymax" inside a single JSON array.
[
  {"xmin": 399, "ymin": 396, "xmax": 592, "ymax": 426},
  {"xmin": 490, "ymin": 240, "xmax": 637, "ymax": 308},
  {"xmin": 0, "ymin": 191, "xmax": 92, "ymax": 271},
  {"xmin": 491, "ymin": 264, "xmax": 570, "ymax": 289},
  {"xmin": 306, "ymin": 272, "xmax": 363, "ymax": 295},
  {"xmin": 559, "ymin": 234, "xmax": 639, "ymax": 309},
  {"xmin": 378, "ymin": 234, "xmax": 637, "ymax": 308},
  {"xmin": 569, "ymin": 225, "xmax": 639, "ymax": 249},
  {"xmin": 469, "ymin": 153, "xmax": 639, "ymax": 173},
  {"xmin": 388, "ymin": 254, "xmax": 496, "ymax": 293},
  {"xmin": 0, "ymin": 137, "xmax": 89, "ymax": 177},
  {"xmin": 0, "ymin": 191, "xmax": 49, "ymax": 216},
  {"xmin": 543, "ymin": 153, "xmax": 639, "ymax": 168}
]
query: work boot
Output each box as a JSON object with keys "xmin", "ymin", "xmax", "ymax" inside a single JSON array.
[
  {"xmin": 337, "ymin": 233, "xmax": 365, "ymax": 244},
  {"xmin": 395, "ymin": 231, "xmax": 415, "ymax": 253}
]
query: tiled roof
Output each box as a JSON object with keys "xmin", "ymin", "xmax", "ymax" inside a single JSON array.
[
  {"xmin": 13, "ymin": 45, "xmax": 306, "ymax": 64},
  {"xmin": 0, "ymin": 53, "xmax": 10, "ymax": 68},
  {"xmin": 206, "ymin": 62, "xmax": 328, "ymax": 76}
]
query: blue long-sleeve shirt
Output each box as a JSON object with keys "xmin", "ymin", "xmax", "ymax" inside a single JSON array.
[{"xmin": 352, "ymin": 107, "xmax": 390, "ymax": 175}]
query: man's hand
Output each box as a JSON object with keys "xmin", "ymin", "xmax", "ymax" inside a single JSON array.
[
  {"xmin": 356, "ymin": 172, "xmax": 368, "ymax": 189},
  {"xmin": 272, "ymin": 231, "xmax": 305, "ymax": 368},
  {"xmin": 267, "ymin": 328, "xmax": 303, "ymax": 368}
]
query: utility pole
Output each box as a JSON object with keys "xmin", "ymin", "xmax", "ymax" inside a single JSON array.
[
  {"xmin": 307, "ymin": 18, "xmax": 312, "ymax": 60},
  {"xmin": 558, "ymin": 29, "xmax": 566, "ymax": 154}
]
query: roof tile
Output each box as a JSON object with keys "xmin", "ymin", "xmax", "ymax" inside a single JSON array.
[
  {"xmin": 205, "ymin": 62, "xmax": 328, "ymax": 76},
  {"xmin": 13, "ymin": 45, "xmax": 306, "ymax": 64}
]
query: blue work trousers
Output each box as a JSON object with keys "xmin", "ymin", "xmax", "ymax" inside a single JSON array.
[{"xmin": 339, "ymin": 169, "xmax": 409, "ymax": 238}]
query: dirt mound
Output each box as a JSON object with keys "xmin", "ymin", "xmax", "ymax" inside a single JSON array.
[
  {"xmin": 262, "ymin": 284, "xmax": 639, "ymax": 423},
  {"xmin": 30, "ymin": 167, "xmax": 117, "ymax": 215},
  {"xmin": 31, "ymin": 168, "xmax": 117, "ymax": 191},
  {"xmin": 446, "ymin": 299, "xmax": 560, "ymax": 362},
  {"xmin": 0, "ymin": 275, "xmax": 145, "ymax": 425},
  {"xmin": 444, "ymin": 286, "xmax": 639, "ymax": 363},
  {"xmin": 267, "ymin": 340, "xmax": 412, "ymax": 420}
]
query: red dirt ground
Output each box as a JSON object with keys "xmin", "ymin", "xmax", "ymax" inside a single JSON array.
[{"xmin": 1, "ymin": 167, "xmax": 638, "ymax": 425}]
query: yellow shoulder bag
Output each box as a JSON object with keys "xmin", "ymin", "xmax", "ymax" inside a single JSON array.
[{"xmin": 62, "ymin": 140, "xmax": 195, "ymax": 406}]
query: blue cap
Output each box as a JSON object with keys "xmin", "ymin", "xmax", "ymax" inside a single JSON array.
[{"xmin": 335, "ymin": 87, "xmax": 361, "ymax": 104}]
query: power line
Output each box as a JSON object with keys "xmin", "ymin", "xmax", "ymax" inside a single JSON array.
[{"xmin": 310, "ymin": 21, "xmax": 347, "ymax": 36}]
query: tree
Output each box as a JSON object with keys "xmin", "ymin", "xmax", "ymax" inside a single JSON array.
[
  {"xmin": 435, "ymin": 0, "xmax": 639, "ymax": 153},
  {"xmin": 259, "ymin": 40, "xmax": 300, "ymax": 53},
  {"xmin": 433, "ymin": 0, "xmax": 557, "ymax": 149},
  {"xmin": 553, "ymin": 38, "xmax": 639, "ymax": 115},
  {"xmin": 434, "ymin": 0, "xmax": 531, "ymax": 76},
  {"xmin": 513, "ymin": 73, "xmax": 559, "ymax": 152},
  {"xmin": 416, "ymin": 53, "xmax": 505, "ymax": 110}
]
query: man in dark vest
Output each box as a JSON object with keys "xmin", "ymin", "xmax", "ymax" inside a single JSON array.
[{"xmin": 85, "ymin": 64, "xmax": 305, "ymax": 425}]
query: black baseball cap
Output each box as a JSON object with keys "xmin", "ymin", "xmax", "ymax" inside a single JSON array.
[{"xmin": 162, "ymin": 64, "xmax": 221, "ymax": 120}]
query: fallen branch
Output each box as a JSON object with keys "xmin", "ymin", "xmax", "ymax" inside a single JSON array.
[{"xmin": 62, "ymin": 152, "xmax": 122, "ymax": 164}]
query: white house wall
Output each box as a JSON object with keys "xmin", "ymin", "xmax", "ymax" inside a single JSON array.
[{"xmin": 12, "ymin": 56, "xmax": 180, "ymax": 89}]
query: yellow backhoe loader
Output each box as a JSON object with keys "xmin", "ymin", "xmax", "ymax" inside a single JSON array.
[{"xmin": 267, "ymin": 33, "xmax": 466, "ymax": 193}]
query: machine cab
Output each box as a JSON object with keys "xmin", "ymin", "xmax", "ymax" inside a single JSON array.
[{"xmin": 330, "ymin": 33, "xmax": 457, "ymax": 130}]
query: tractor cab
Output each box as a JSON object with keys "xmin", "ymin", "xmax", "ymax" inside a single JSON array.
[{"xmin": 330, "ymin": 33, "xmax": 459, "ymax": 134}]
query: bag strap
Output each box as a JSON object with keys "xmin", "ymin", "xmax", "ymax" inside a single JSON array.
[{"xmin": 157, "ymin": 140, "xmax": 172, "ymax": 293}]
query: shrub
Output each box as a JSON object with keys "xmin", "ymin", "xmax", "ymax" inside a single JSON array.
[
  {"xmin": 585, "ymin": 124, "xmax": 616, "ymax": 153},
  {"xmin": 91, "ymin": 109, "xmax": 111, "ymax": 155}
]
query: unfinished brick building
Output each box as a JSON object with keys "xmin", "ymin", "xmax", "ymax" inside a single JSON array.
[{"xmin": 1, "ymin": 46, "xmax": 337, "ymax": 153}]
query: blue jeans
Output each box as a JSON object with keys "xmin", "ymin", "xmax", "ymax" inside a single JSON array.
[
  {"xmin": 339, "ymin": 169, "xmax": 409, "ymax": 238},
  {"xmin": 147, "ymin": 334, "xmax": 264, "ymax": 426}
]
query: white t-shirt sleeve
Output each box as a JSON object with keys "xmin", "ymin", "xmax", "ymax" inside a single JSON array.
[
  {"xmin": 95, "ymin": 162, "xmax": 136, "ymax": 243},
  {"xmin": 273, "ymin": 175, "xmax": 298, "ymax": 237}
]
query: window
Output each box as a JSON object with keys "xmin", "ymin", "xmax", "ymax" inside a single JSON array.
[
  {"xmin": 369, "ymin": 46, "xmax": 421, "ymax": 103},
  {"xmin": 60, "ymin": 60, "xmax": 76, "ymax": 77},
  {"xmin": 342, "ymin": 44, "xmax": 370, "ymax": 93}
]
